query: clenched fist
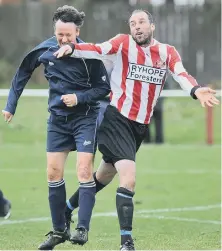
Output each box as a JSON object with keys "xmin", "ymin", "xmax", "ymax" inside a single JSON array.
[
  {"xmin": 2, "ymin": 110, "xmax": 13, "ymax": 123},
  {"xmin": 61, "ymin": 94, "xmax": 78, "ymax": 107}
]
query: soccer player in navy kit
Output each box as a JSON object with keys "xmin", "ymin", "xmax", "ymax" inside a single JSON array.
[{"xmin": 2, "ymin": 5, "xmax": 110, "ymax": 250}]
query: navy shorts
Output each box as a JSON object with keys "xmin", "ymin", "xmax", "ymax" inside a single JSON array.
[
  {"xmin": 47, "ymin": 112, "xmax": 98, "ymax": 153},
  {"xmin": 97, "ymin": 100, "xmax": 109, "ymax": 126},
  {"xmin": 98, "ymin": 105, "xmax": 148, "ymax": 164}
]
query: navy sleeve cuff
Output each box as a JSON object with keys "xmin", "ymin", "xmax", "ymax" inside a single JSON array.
[
  {"xmin": 190, "ymin": 86, "xmax": 201, "ymax": 100},
  {"xmin": 67, "ymin": 43, "xmax": 75, "ymax": 55},
  {"xmin": 4, "ymin": 105, "xmax": 16, "ymax": 115},
  {"xmin": 75, "ymin": 93, "xmax": 83, "ymax": 104}
]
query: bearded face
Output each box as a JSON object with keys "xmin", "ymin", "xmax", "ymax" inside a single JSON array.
[{"xmin": 129, "ymin": 11, "xmax": 155, "ymax": 47}]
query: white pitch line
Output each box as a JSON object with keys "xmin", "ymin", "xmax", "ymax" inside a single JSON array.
[
  {"xmin": 138, "ymin": 215, "xmax": 221, "ymax": 225},
  {"xmin": 137, "ymin": 204, "xmax": 221, "ymax": 214},
  {"xmin": 142, "ymin": 144, "xmax": 221, "ymax": 149},
  {"xmin": 141, "ymin": 170, "xmax": 221, "ymax": 174},
  {"xmin": 0, "ymin": 204, "xmax": 220, "ymax": 226},
  {"xmin": 0, "ymin": 217, "xmax": 50, "ymax": 225},
  {"xmin": 1, "ymin": 213, "xmax": 220, "ymax": 226}
]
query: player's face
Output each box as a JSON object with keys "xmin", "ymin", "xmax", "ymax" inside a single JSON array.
[
  {"xmin": 54, "ymin": 20, "xmax": 80, "ymax": 46},
  {"xmin": 129, "ymin": 11, "xmax": 155, "ymax": 46}
]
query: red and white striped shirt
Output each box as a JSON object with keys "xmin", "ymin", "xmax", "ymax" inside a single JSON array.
[{"xmin": 72, "ymin": 34, "xmax": 198, "ymax": 124}]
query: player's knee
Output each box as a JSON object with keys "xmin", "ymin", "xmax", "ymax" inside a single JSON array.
[
  {"xmin": 119, "ymin": 176, "xmax": 136, "ymax": 191},
  {"xmin": 77, "ymin": 163, "xmax": 93, "ymax": 182},
  {"xmin": 96, "ymin": 168, "xmax": 116, "ymax": 185},
  {"xmin": 47, "ymin": 164, "xmax": 63, "ymax": 181},
  {"xmin": 115, "ymin": 160, "xmax": 136, "ymax": 191}
]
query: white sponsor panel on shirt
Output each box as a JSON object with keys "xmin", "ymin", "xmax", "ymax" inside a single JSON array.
[{"xmin": 127, "ymin": 63, "xmax": 166, "ymax": 85}]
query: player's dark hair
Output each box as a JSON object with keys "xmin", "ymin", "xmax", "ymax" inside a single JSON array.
[
  {"xmin": 129, "ymin": 9, "xmax": 154, "ymax": 24},
  {"xmin": 53, "ymin": 5, "xmax": 85, "ymax": 27}
]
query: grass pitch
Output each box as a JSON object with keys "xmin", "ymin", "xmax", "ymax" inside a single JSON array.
[{"xmin": 0, "ymin": 97, "xmax": 220, "ymax": 250}]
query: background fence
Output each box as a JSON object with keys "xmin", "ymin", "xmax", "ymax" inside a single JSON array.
[
  {"xmin": 0, "ymin": 3, "xmax": 220, "ymax": 249},
  {"xmin": 0, "ymin": 0, "xmax": 221, "ymax": 87}
]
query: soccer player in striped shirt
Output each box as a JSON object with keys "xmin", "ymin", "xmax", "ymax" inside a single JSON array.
[{"xmin": 55, "ymin": 9, "xmax": 219, "ymax": 251}]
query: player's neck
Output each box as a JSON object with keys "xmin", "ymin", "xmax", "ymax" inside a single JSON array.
[{"xmin": 140, "ymin": 38, "xmax": 155, "ymax": 48}]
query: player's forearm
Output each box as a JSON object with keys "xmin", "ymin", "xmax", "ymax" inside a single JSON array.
[
  {"xmin": 69, "ymin": 42, "xmax": 113, "ymax": 60},
  {"xmin": 172, "ymin": 72, "xmax": 200, "ymax": 99},
  {"xmin": 169, "ymin": 46, "xmax": 200, "ymax": 95},
  {"xmin": 5, "ymin": 89, "xmax": 18, "ymax": 115},
  {"xmin": 5, "ymin": 70, "xmax": 32, "ymax": 114},
  {"xmin": 76, "ymin": 87, "xmax": 110, "ymax": 104},
  {"xmin": 173, "ymin": 72, "xmax": 198, "ymax": 91}
]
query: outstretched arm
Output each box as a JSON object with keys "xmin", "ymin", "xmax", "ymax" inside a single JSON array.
[
  {"xmin": 2, "ymin": 48, "xmax": 45, "ymax": 122},
  {"xmin": 168, "ymin": 46, "xmax": 219, "ymax": 107},
  {"xmin": 54, "ymin": 34, "xmax": 127, "ymax": 61}
]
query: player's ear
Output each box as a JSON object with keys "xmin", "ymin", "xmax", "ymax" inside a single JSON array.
[
  {"xmin": 76, "ymin": 28, "xmax": 80, "ymax": 37},
  {"xmin": 53, "ymin": 24, "xmax": 56, "ymax": 36},
  {"xmin": 151, "ymin": 23, "xmax": 155, "ymax": 32}
]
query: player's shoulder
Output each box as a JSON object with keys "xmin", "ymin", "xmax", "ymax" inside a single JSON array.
[
  {"xmin": 154, "ymin": 39, "xmax": 173, "ymax": 49},
  {"xmin": 154, "ymin": 39, "xmax": 178, "ymax": 56},
  {"xmin": 22, "ymin": 37, "xmax": 57, "ymax": 61},
  {"xmin": 33, "ymin": 36, "xmax": 57, "ymax": 51}
]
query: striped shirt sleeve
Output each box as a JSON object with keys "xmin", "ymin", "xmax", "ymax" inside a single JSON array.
[
  {"xmin": 168, "ymin": 46, "xmax": 199, "ymax": 93},
  {"xmin": 71, "ymin": 34, "xmax": 127, "ymax": 61}
]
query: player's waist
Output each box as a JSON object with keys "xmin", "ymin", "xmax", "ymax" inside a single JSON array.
[
  {"xmin": 109, "ymin": 104, "xmax": 151, "ymax": 125},
  {"xmin": 50, "ymin": 113, "xmax": 77, "ymax": 123},
  {"xmin": 49, "ymin": 104, "xmax": 99, "ymax": 118}
]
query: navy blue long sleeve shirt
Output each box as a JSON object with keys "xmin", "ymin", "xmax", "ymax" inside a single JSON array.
[{"xmin": 5, "ymin": 37, "xmax": 110, "ymax": 116}]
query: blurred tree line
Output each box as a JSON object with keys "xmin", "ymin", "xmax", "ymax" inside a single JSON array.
[{"xmin": 0, "ymin": 0, "xmax": 220, "ymax": 87}]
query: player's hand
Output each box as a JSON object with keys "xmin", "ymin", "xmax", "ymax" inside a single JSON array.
[
  {"xmin": 53, "ymin": 44, "xmax": 73, "ymax": 58},
  {"xmin": 61, "ymin": 94, "xmax": 78, "ymax": 107},
  {"xmin": 2, "ymin": 110, "xmax": 13, "ymax": 123},
  {"xmin": 195, "ymin": 87, "xmax": 220, "ymax": 108}
]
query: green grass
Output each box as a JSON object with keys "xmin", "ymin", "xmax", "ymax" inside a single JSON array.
[
  {"xmin": 0, "ymin": 96, "xmax": 220, "ymax": 144},
  {"xmin": 0, "ymin": 97, "xmax": 221, "ymax": 250}
]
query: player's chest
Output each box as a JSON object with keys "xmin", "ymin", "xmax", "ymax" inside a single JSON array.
[
  {"xmin": 121, "ymin": 46, "xmax": 168, "ymax": 85},
  {"xmin": 122, "ymin": 45, "xmax": 167, "ymax": 68},
  {"xmin": 39, "ymin": 50, "xmax": 89, "ymax": 77}
]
